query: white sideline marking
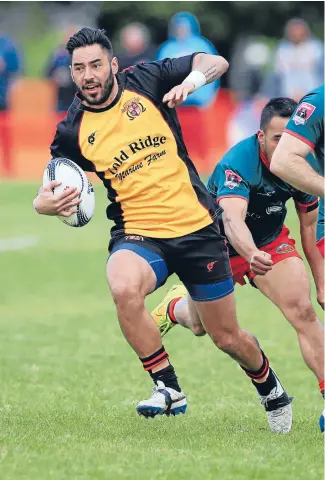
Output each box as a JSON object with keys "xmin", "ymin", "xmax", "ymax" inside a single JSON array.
[{"xmin": 0, "ymin": 236, "xmax": 39, "ymax": 253}]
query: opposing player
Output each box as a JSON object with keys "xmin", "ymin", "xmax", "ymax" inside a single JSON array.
[
  {"xmin": 271, "ymin": 86, "xmax": 324, "ymax": 430},
  {"xmin": 271, "ymin": 85, "xmax": 324, "ymax": 264},
  {"xmin": 33, "ymin": 28, "xmax": 292, "ymax": 432},
  {"xmin": 153, "ymin": 98, "xmax": 324, "ymax": 425}
]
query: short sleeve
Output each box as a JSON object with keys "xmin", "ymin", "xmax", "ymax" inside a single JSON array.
[
  {"xmin": 285, "ymin": 91, "xmax": 324, "ymax": 149},
  {"xmin": 123, "ymin": 54, "xmax": 200, "ymax": 100},
  {"xmin": 292, "ymin": 190, "xmax": 318, "ymax": 213},
  {"xmin": 207, "ymin": 161, "xmax": 250, "ymax": 203},
  {"xmin": 50, "ymin": 110, "xmax": 94, "ymax": 172}
]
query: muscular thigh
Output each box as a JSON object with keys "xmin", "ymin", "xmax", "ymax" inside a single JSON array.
[
  {"xmin": 107, "ymin": 235, "xmax": 169, "ymax": 297},
  {"xmin": 107, "ymin": 249, "xmax": 157, "ymax": 298},
  {"xmin": 253, "ymin": 257, "xmax": 311, "ymax": 310},
  {"xmin": 193, "ymin": 291, "xmax": 240, "ymax": 335}
]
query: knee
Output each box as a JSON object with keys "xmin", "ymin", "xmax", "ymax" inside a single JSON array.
[
  {"xmin": 211, "ymin": 332, "xmax": 237, "ymax": 353},
  {"xmin": 191, "ymin": 325, "xmax": 206, "ymax": 337},
  {"xmin": 109, "ymin": 281, "xmax": 144, "ymax": 312},
  {"xmin": 284, "ymin": 299, "xmax": 316, "ymax": 328}
]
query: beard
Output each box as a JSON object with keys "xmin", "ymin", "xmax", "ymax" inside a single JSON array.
[
  {"xmin": 80, "ymin": 70, "xmax": 114, "ymax": 106},
  {"xmin": 262, "ymin": 141, "xmax": 272, "ymax": 163}
]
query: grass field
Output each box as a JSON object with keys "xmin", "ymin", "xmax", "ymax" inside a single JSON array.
[{"xmin": 0, "ymin": 182, "xmax": 323, "ymax": 480}]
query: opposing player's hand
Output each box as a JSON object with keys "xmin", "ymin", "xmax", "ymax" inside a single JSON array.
[
  {"xmin": 250, "ymin": 250, "xmax": 273, "ymax": 276},
  {"xmin": 33, "ymin": 181, "xmax": 81, "ymax": 217},
  {"xmin": 162, "ymin": 82, "xmax": 195, "ymax": 108}
]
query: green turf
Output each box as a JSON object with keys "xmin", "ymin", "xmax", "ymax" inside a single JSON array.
[{"xmin": 0, "ymin": 182, "xmax": 323, "ymax": 480}]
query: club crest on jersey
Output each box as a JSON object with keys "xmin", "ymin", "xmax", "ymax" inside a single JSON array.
[
  {"xmin": 276, "ymin": 243, "xmax": 295, "ymax": 254},
  {"xmin": 293, "ymin": 102, "xmax": 316, "ymax": 125},
  {"xmin": 122, "ymin": 97, "xmax": 146, "ymax": 120},
  {"xmin": 224, "ymin": 169, "xmax": 242, "ymax": 189}
]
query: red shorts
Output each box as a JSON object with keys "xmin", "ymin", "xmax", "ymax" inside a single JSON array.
[
  {"xmin": 230, "ymin": 226, "xmax": 301, "ymax": 286},
  {"xmin": 316, "ymin": 237, "xmax": 325, "ymax": 258}
]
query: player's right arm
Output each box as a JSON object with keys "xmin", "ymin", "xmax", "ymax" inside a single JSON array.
[
  {"xmin": 33, "ymin": 105, "xmax": 92, "ymax": 216},
  {"xmin": 33, "ymin": 181, "xmax": 81, "ymax": 216},
  {"xmin": 271, "ymin": 88, "xmax": 324, "ymax": 197},
  {"xmin": 271, "ymin": 132, "xmax": 324, "ymax": 197},
  {"xmin": 209, "ymin": 160, "xmax": 273, "ymax": 275},
  {"xmin": 219, "ymin": 197, "xmax": 273, "ymax": 276}
]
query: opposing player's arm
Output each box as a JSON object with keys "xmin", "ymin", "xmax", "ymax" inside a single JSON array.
[
  {"xmin": 219, "ymin": 197, "xmax": 273, "ymax": 275},
  {"xmin": 162, "ymin": 53, "xmax": 228, "ymax": 108},
  {"xmin": 271, "ymin": 133, "xmax": 324, "ymax": 197},
  {"xmin": 296, "ymin": 204, "xmax": 324, "ymax": 308}
]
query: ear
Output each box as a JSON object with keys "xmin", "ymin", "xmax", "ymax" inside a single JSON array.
[
  {"xmin": 111, "ymin": 56, "xmax": 119, "ymax": 75},
  {"xmin": 257, "ymin": 129, "xmax": 264, "ymax": 147},
  {"xmin": 70, "ymin": 65, "xmax": 75, "ymax": 82}
]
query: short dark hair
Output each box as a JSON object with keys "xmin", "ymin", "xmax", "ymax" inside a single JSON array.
[
  {"xmin": 66, "ymin": 27, "xmax": 113, "ymax": 58},
  {"xmin": 260, "ymin": 97, "xmax": 297, "ymax": 130}
]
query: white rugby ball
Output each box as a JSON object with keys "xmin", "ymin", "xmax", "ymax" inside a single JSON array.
[{"xmin": 43, "ymin": 157, "xmax": 95, "ymax": 227}]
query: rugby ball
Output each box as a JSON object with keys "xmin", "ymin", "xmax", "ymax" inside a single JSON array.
[{"xmin": 43, "ymin": 157, "xmax": 95, "ymax": 227}]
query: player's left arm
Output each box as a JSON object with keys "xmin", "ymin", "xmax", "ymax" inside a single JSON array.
[
  {"xmin": 296, "ymin": 205, "xmax": 324, "ymax": 309},
  {"xmin": 271, "ymin": 133, "xmax": 324, "ymax": 197},
  {"xmin": 162, "ymin": 53, "xmax": 229, "ymax": 108}
]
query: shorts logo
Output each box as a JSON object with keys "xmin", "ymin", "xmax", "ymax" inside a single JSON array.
[
  {"xmin": 122, "ymin": 97, "xmax": 146, "ymax": 120},
  {"xmin": 293, "ymin": 102, "xmax": 316, "ymax": 125},
  {"xmin": 207, "ymin": 260, "xmax": 218, "ymax": 272},
  {"xmin": 276, "ymin": 243, "xmax": 295, "ymax": 254},
  {"xmin": 224, "ymin": 170, "xmax": 242, "ymax": 189},
  {"xmin": 125, "ymin": 235, "xmax": 144, "ymax": 241}
]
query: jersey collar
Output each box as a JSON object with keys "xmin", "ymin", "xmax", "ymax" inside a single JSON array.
[{"xmin": 259, "ymin": 149, "xmax": 270, "ymax": 169}]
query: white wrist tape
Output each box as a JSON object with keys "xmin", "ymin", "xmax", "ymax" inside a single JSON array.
[{"xmin": 182, "ymin": 70, "xmax": 206, "ymax": 91}]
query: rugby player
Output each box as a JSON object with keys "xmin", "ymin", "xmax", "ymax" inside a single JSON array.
[
  {"xmin": 271, "ymin": 85, "xmax": 324, "ymax": 263},
  {"xmin": 33, "ymin": 28, "xmax": 292, "ymax": 432},
  {"xmin": 153, "ymin": 98, "xmax": 324, "ymax": 426},
  {"xmin": 271, "ymin": 86, "xmax": 324, "ymax": 430}
]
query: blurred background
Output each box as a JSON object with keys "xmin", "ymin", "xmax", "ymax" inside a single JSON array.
[{"xmin": 0, "ymin": 0, "xmax": 323, "ymax": 179}]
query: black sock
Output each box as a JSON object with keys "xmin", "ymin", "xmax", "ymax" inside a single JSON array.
[
  {"xmin": 140, "ymin": 346, "xmax": 169, "ymax": 372},
  {"xmin": 150, "ymin": 364, "xmax": 181, "ymax": 392},
  {"xmin": 241, "ymin": 349, "xmax": 269, "ymax": 380},
  {"xmin": 252, "ymin": 368, "xmax": 278, "ymax": 396}
]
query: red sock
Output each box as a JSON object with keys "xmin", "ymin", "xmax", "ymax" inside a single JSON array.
[
  {"xmin": 167, "ymin": 297, "xmax": 182, "ymax": 324},
  {"xmin": 319, "ymin": 380, "xmax": 324, "ymax": 397}
]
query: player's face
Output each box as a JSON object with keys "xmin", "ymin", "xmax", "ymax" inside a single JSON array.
[
  {"xmin": 258, "ymin": 116, "xmax": 290, "ymax": 162},
  {"xmin": 71, "ymin": 44, "xmax": 118, "ymax": 106}
]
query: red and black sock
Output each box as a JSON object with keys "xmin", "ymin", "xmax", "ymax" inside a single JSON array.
[
  {"xmin": 140, "ymin": 346, "xmax": 169, "ymax": 371},
  {"xmin": 319, "ymin": 380, "xmax": 324, "ymax": 398},
  {"xmin": 167, "ymin": 297, "xmax": 182, "ymax": 324},
  {"xmin": 241, "ymin": 350, "xmax": 277, "ymax": 396},
  {"xmin": 140, "ymin": 346, "xmax": 181, "ymax": 392}
]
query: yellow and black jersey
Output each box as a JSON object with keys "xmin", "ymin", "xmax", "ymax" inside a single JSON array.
[{"xmin": 50, "ymin": 54, "xmax": 218, "ymax": 238}]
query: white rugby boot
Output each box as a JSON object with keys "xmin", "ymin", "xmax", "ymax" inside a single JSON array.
[
  {"xmin": 259, "ymin": 369, "xmax": 293, "ymax": 434},
  {"xmin": 136, "ymin": 381, "xmax": 187, "ymax": 418}
]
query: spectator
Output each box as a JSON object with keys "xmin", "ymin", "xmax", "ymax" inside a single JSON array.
[
  {"xmin": 229, "ymin": 36, "xmax": 272, "ymax": 103},
  {"xmin": 273, "ymin": 18, "xmax": 324, "ymax": 100},
  {"xmin": 45, "ymin": 26, "xmax": 78, "ymax": 112},
  {"xmin": 0, "ymin": 32, "xmax": 22, "ymax": 175},
  {"xmin": 117, "ymin": 23, "xmax": 156, "ymax": 71},
  {"xmin": 227, "ymin": 36, "xmax": 272, "ymax": 146},
  {"xmin": 157, "ymin": 12, "xmax": 219, "ymax": 108}
]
